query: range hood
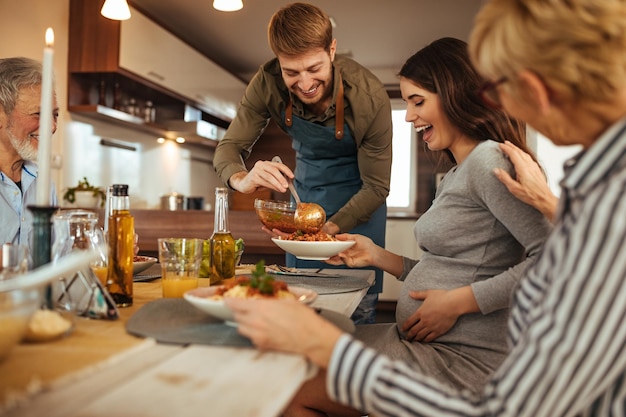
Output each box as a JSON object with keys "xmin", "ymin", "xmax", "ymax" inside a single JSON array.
[
  {"xmin": 166, "ymin": 119, "xmax": 219, "ymax": 140},
  {"xmin": 163, "ymin": 105, "xmax": 226, "ymax": 145}
]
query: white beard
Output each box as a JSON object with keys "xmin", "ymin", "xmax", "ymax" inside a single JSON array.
[{"xmin": 7, "ymin": 129, "xmax": 38, "ymax": 161}]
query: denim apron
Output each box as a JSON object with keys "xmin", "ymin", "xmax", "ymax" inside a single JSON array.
[{"xmin": 281, "ymin": 89, "xmax": 386, "ymax": 294}]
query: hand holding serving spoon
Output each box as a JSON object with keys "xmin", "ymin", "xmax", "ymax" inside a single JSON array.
[{"xmin": 272, "ymin": 156, "xmax": 326, "ymax": 233}]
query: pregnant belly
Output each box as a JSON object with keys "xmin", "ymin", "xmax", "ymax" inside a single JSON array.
[
  {"xmin": 395, "ymin": 258, "xmax": 471, "ymax": 334},
  {"xmin": 395, "ymin": 284, "xmax": 423, "ymax": 331}
]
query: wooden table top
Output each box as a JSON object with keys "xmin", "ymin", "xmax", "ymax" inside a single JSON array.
[{"xmin": 1, "ymin": 271, "xmax": 373, "ymax": 417}]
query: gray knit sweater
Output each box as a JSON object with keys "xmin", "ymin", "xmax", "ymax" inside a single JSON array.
[{"xmin": 402, "ymin": 140, "xmax": 551, "ymax": 350}]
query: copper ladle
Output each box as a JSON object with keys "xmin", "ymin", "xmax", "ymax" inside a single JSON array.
[{"xmin": 272, "ymin": 156, "xmax": 326, "ymax": 233}]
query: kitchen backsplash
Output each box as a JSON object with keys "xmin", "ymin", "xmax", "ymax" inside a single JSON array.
[{"xmin": 64, "ymin": 114, "xmax": 223, "ymax": 210}]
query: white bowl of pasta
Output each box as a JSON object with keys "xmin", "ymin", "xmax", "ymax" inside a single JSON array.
[
  {"xmin": 133, "ymin": 256, "xmax": 157, "ymax": 275},
  {"xmin": 183, "ymin": 278, "xmax": 317, "ymax": 324},
  {"xmin": 271, "ymin": 238, "xmax": 355, "ymax": 260}
]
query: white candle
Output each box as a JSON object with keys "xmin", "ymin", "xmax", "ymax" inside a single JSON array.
[{"xmin": 36, "ymin": 27, "xmax": 54, "ymax": 206}]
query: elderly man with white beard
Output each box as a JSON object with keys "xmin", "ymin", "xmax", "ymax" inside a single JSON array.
[{"xmin": 0, "ymin": 57, "xmax": 58, "ymax": 251}]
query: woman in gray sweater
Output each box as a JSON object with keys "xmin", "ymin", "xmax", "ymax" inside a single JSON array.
[{"xmin": 276, "ymin": 37, "xmax": 553, "ymax": 416}]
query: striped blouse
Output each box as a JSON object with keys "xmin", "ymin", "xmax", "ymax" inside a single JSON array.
[{"xmin": 327, "ymin": 118, "xmax": 626, "ymax": 417}]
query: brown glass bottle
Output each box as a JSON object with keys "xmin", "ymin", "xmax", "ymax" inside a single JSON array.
[
  {"xmin": 107, "ymin": 184, "xmax": 134, "ymax": 306},
  {"xmin": 210, "ymin": 187, "xmax": 235, "ymax": 284}
]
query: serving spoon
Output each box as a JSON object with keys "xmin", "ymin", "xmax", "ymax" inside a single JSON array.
[{"xmin": 271, "ymin": 156, "xmax": 326, "ymax": 233}]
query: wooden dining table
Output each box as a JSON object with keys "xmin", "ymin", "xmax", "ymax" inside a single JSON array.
[{"xmin": 0, "ymin": 269, "xmax": 373, "ymax": 417}]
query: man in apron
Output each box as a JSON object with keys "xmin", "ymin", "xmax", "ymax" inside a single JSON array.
[{"xmin": 213, "ymin": 3, "xmax": 392, "ymax": 324}]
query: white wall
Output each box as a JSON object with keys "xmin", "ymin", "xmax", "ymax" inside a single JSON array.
[
  {"xmin": 0, "ymin": 0, "xmax": 223, "ymax": 209},
  {"xmin": 527, "ymin": 128, "xmax": 582, "ymax": 197},
  {"xmin": 536, "ymin": 136, "xmax": 581, "ymax": 197}
]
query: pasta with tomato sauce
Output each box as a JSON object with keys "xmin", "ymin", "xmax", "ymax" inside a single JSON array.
[
  {"xmin": 209, "ymin": 276, "xmax": 296, "ymax": 300},
  {"xmin": 280, "ymin": 231, "xmax": 336, "ymax": 241}
]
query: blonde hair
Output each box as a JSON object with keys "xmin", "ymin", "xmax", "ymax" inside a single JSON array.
[
  {"xmin": 267, "ymin": 2, "xmax": 333, "ymax": 56},
  {"xmin": 469, "ymin": 0, "xmax": 626, "ymax": 102}
]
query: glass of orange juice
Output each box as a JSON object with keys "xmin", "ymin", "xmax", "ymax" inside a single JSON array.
[
  {"xmin": 91, "ymin": 263, "xmax": 108, "ymax": 287},
  {"xmin": 157, "ymin": 238, "xmax": 203, "ymax": 298}
]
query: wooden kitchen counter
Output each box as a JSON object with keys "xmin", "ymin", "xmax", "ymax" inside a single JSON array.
[{"xmin": 130, "ymin": 209, "xmax": 285, "ymax": 264}]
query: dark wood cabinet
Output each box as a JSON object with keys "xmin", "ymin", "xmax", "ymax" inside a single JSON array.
[{"xmin": 67, "ymin": 0, "xmax": 232, "ymax": 147}]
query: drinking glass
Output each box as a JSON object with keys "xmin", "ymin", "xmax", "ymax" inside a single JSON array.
[
  {"xmin": 158, "ymin": 238, "xmax": 203, "ymax": 298},
  {"xmin": 51, "ymin": 209, "xmax": 110, "ymax": 317},
  {"xmin": 0, "ymin": 244, "xmax": 28, "ymax": 281}
]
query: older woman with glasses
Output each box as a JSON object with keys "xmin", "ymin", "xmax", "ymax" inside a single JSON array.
[{"xmin": 227, "ymin": 0, "xmax": 626, "ymax": 415}]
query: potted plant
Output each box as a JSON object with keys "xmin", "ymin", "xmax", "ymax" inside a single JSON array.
[{"xmin": 63, "ymin": 177, "xmax": 106, "ymax": 208}]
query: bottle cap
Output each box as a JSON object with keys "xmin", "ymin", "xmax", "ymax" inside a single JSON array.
[{"xmin": 112, "ymin": 184, "xmax": 129, "ymax": 196}]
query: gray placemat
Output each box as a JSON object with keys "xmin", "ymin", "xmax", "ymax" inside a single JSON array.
[
  {"xmin": 268, "ymin": 273, "xmax": 371, "ymax": 294},
  {"xmin": 134, "ymin": 263, "xmax": 161, "ymax": 282},
  {"xmin": 126, "ymin": 298, "xmax": 252, "ymax": 347},
  {"xmin": 126, "ymin": 298, "xmax": 356, "ymax": 347}
]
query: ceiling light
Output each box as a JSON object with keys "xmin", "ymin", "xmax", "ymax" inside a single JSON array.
[
  {"xmin": 213, "ymin": 0, "xmax": 243, "ymax": 12},
  {"xmin": 101, "ymin": 0, "xmax": 131, "ymax": 20},
  {"xmin": 175, "ymin": 137, "xmax": 186, "ymax": 144},
  {"xmin": 157, "ymin": 137, "xmax": 165, "ymax": 144}
]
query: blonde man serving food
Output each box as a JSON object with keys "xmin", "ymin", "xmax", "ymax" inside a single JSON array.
[{"xmin": 213, "ymin": 2, "xmax": 392, "ymax": 324}]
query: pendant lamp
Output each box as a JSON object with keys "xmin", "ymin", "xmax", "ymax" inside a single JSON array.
[
  {"xmin": 213, "ymin": 0, "xmax": 243, "ymax": 12},
  {"xmin": 101, "ymin": 0, "xmax": 131, "ymax": 20}
]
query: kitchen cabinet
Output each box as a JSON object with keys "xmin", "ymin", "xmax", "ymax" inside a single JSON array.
[
  {"xmin": 67, "ymin": 0, "xmax": 245, "ymax": 147},
  {"xmin": 119, "ymin": 6, "xmax": 245, "ymax": 122}
]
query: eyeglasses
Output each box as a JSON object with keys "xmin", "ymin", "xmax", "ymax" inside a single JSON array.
[{"xmin": 477, "ymin": 77, "xmax": 507, "ymax": 109}]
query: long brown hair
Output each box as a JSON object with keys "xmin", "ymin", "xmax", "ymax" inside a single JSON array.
[{"xmin": 399, "ymin": 37, "xmax": 533, "ymax": 165}]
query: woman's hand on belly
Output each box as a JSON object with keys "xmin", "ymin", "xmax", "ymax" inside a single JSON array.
[
  {"xmin": 402, "ymin": 286, "xmax": 480, "ymax": 342},
  {"xmin": 401, "ymin": 289, "xmax": 463, "ymax": 342}
]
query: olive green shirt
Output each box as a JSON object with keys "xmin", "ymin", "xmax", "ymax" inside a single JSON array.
[{"xmin": 213, "ymin": 56, "xmax": 392, "ymax": 232}]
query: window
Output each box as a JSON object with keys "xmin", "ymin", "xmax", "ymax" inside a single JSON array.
[
  {"xmin": 528, "ymin": 129, "xmax": 582, "ymax": 198},
  {"xmin": 386, "ymin": 99, "xmax": 417, "ymax": 212}
]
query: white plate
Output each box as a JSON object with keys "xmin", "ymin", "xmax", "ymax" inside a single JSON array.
[
  {"xmin": 183, "ymin": 285, "xmax": 318, "ymax": 324},
  {"xmin": 133, "ymin": 256, "xmax": 158, "ymax": 275},
  {"xmin": 271, "ymin": 239, "xmax": 355, "ymax": 260}
]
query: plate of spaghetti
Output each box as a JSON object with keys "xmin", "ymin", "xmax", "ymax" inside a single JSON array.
[
  {"xmin": 183, "ymin": 275, "xmax": 317, "ymax": 324},
  {"xmin": 271, "ymin": 231, "xmax": 355, "ymax": 260}
]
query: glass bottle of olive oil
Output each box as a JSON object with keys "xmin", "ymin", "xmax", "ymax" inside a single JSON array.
[
  {"xmin": 210, "ymin": 187, "xmax": 235, "ymax": 284},
  {"xmin": 107, "ymin": 184, "xmax": 134, "ymax": 307}
]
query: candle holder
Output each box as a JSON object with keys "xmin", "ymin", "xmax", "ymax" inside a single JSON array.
[{"xmin": 28, "ymin": 205, "xmax": 59, "ymax": 308}]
